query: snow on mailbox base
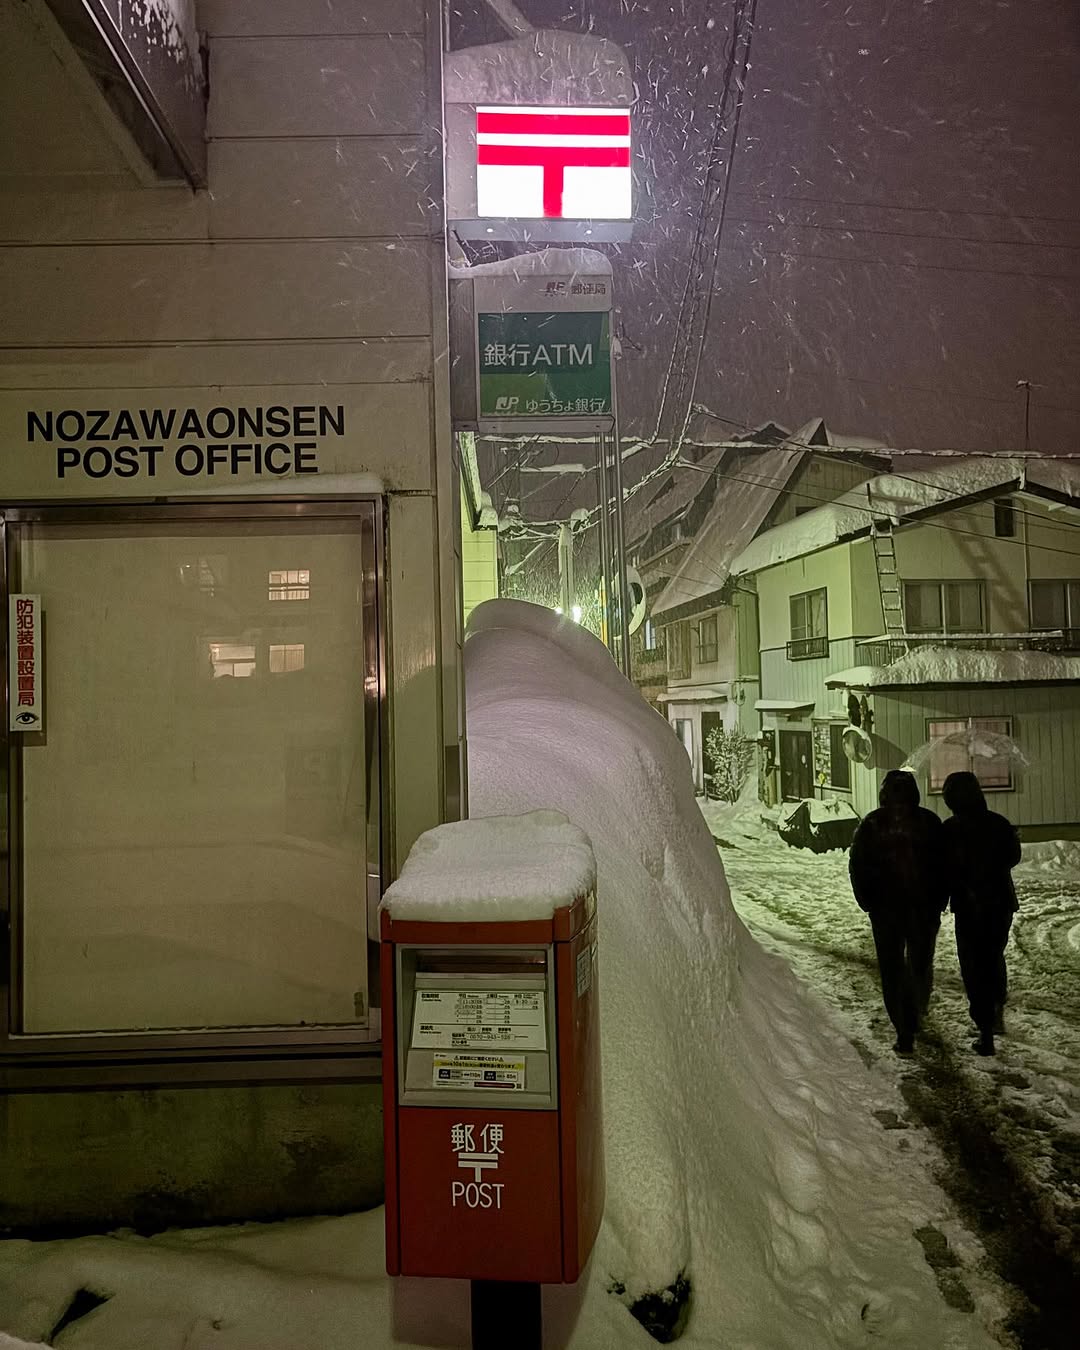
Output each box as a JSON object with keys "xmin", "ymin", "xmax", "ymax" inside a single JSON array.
[{"xmin": 379, "ymin": 810, "xmax": 596, "ymax": 924}]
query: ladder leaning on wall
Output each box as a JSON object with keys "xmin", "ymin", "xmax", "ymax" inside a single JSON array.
[{"xmin": 871, "ymin": 519, "xmax": 907, "ymax": 652}]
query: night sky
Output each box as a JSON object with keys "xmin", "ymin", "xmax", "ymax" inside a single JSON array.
[{"xmin": 450, "ymin": 0, "xmax": 1080, "ymax": 458}]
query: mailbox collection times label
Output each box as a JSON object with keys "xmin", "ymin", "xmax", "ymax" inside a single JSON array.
[{"xmin": 411, "ymin": 989, "xmax": 546, "ymax": 1051}]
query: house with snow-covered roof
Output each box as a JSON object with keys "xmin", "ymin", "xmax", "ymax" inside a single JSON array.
[
  {"xmin": 730, "ymin": 455, "xmax": 1080, "ymax": 835},
  {"xmin": 627, "ymin": 419, "xmax": 887, "ymax": 792}
]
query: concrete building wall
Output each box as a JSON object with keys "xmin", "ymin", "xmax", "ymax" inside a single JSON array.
[
  {"xmin": 0, "ymin": 0, "xmax": 451, "ymax": 1232},
  {"xmin": 461, "ymin": 491, "xmax": 498, "ymax": 624}
]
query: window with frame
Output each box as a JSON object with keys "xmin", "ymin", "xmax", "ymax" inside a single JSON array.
[
  {"xmin": 696, "ymin": 613, "xmax": 719, "ymax": 664},
  {"xmin": 268, "ymin": 568, "xmax": 310, "ymax": 601},
  {"xmin": 829, "ymin": 722, "xmax": 851, "ymax": 790},
  {"xmin": 993, "ymin": 498, "xmax": 1016, "ymax": 538},
  {"xmin": 667, "ymin": 620, "xmax": 691, "ymax": 678},
  {"xmin": 269, "ymin": 643, "xmax": 305, "ymax": 673},
  {"xmin": 788, "ymin": 588, "xmax": 828, "ymax": 659},
  {"xmin": 904, "ymin": 581, "xmax": 985, "ymax": 634},
  {"xmin": 643, "ymin": 617, "xmax": 662, "ymax": 651},
  {"xmin": 1030, "ymin": 579, "xmax": 1080, "ymax": 632},
  {"xmin": 928, "ymin": 717, "xmax": 1013, "ymax": 792}
]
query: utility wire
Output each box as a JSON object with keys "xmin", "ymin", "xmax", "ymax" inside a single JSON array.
[
  {"xmin": 718, "ymin": 242, "xmax": 1080, "ymax": 283},
  {"xmin": 728, "ymin": 217, "xmax": 1080, "ymax": 252},
  {"xmin": 726, "ymin": 192, "xmax": 1080, "ymax": 228}
]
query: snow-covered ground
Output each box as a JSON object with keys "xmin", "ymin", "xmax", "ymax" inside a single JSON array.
[
  {"xmin": 702, "ymin": 788, "xmax": 1080, "ymax": 1334},
  {"xmin": 0, "ymin": 602, "xmax": 1019, "ymax": 1348}
]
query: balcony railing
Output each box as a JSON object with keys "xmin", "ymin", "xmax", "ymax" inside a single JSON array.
[
  {"xmin": 786, "ymin": 636, "xmax": 829, "ymax": 660},
  {"xmin": 855, "ymin": 630, "xmax": 1080, "ymax": 666}
]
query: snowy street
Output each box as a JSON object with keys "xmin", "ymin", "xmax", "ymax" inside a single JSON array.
[
  {"xmin": 0, "ymin": 604, "xmax": 1030, "ymax": 1350},
  {"xmin": 704, "ymin": 797, "xmax": 1080, "ymax": 1346}
]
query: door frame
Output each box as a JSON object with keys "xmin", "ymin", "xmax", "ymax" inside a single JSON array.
[
  {"xmin": 779, "ymin": 728, "xmax": 813, "ymax": 802},
  {"xmin": 0, "ymin": 497, "xmax": 386, "ymax": 1084}
]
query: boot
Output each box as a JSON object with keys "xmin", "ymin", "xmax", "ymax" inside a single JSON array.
[
  {"xmin": 992, "ymin": 1005, "xmax": 1005, "ymax": 1036},
  {"xmin": 973, "ymin": 1031, "xmax": 995, "ymax": 1056}
]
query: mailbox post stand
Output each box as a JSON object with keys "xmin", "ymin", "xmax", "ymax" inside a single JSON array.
[
  {"xmin": 471, "ymin": 1279, "xmax": 541, "ymax": 1350},
  {"xmin": 380, "ymin": 812, "xmax": 605, "ymax": 1346}
]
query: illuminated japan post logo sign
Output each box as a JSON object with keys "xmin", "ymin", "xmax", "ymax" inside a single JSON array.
[{"xmin": 476, "ymin": 106, "xmax": 631, "ymax": 220}]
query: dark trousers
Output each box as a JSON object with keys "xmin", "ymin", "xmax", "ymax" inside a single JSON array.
[
  {"xmin": 869, "ymin": 908, "xmax": 940, "ymax": 1040},
  {"xmin": 954, "ymin": 908, "xmax": 1013, "ymax": 1035}
]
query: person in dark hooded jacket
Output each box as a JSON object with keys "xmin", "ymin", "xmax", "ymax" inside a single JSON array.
[
  {"xmin": 941, "ymin": 771, "xmax": 1021, "ymax": 1057},
  {"xmin": 848, "ymin": 770, "xmax": 947, "ymax": 1054}
]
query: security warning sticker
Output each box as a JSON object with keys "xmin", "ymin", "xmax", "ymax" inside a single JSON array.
[
  {"xmin": 432, "ymin": 1054, "xmax": 526, "ymax": 1091},
  {"xmin": 412, "ymin": 989, "xmax": 546, "ymax": 1051}
]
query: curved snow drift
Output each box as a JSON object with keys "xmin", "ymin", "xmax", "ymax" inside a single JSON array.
[{"xmin": 465, "ymin": 600, "xmax": 995, "ymax": 1349}]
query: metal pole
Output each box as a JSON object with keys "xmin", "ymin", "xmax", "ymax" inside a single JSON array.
[
  {"xmin": 1017, "ymin": 378, "xmax": 1031, "ymax": 451},
  {"xmin": 596, "ymin": 431, "xmax": 614, "ymax": 649},
  {"xmin": 558, "ymin": 522, "xmax": 573, "ymax": 615},
  {"xmin": 471, "ymin": 1280, "xmax": 541, "ymax": 1350},
  {"xmin": 610, "ymin": 336, "xmax": 632, "ymax": 678}
]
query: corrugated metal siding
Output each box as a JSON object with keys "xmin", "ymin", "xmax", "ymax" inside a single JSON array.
[
  {"xmin": 871, "ymin": 686, "xmax": 1080, "ymax": 829},
  {"xmin": 760, "ymin": 638, "xmax": 859, "ymax": 707}
]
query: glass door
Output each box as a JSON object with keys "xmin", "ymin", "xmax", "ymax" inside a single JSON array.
[{"xmin": 2, "ymin": 504, "xmax": 381, "ymax": 1047}]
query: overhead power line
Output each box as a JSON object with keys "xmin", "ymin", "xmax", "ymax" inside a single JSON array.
[
  {"xmin": 718, "ymin": 242, "xmax": 1080, "ymax": 283},
  {"xmin": 726, "ymin": 192, "xmax": 1080, "ymax": 228},
  {"xmin": 729, "ymin": 217, "xmax": 1080, "ymax": 253}
]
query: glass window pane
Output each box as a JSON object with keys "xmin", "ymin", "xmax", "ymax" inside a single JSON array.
[
  {"xmin": 809, "ymin": 589, "xmax": 827, "ymax": 637},
  {"xmin": 1030, "ymin": 581, "xmax": 1065, "ymax": 630},
  {"xmin": 905, "ymin": 583, "xmax": 942, "ymax": 633},
  {"xmin": 945, "ymin": 582, "xmax": 983, "ymax": 632},
  {"xmin": 1068, "ymin": 582, "xmax": 1080, "ymax": 628},
  {"xmin": 928, "ymin": 718, "xmax": 967, "ymax": 790},
  {"xmin": 789, "ymin": 594, "xmax": 807, "ymax": 640},
  {"xmin": 16, "ymin": 520, "xmax": 369, "ymax": 1035}
]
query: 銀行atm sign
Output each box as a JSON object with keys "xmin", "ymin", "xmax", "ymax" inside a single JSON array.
[
  {"xmin": 476, "ymin": 106, "xmax": 631, "ymax": 221},
  {"xmin": 9, "ymin": 595, "xmax": 42, "ymax": 732}
]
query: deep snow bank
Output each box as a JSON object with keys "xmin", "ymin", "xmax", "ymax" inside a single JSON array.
[{"xmin": 465, "ymin": 600, "xmax": 995, "ymax": 1349}]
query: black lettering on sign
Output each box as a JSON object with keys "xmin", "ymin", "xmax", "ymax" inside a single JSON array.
[
  {"xmin": 111, "ymin": 410, "xmax": 137, "ymax": 439},
  {"xmin": 140, "ymin": 408, "xmax": 176, "ymax": 439},
  {"xmin": 237, "ymin": 407, "xmax": 263, "ymax": 438},
  {"xmin": 28, "ymin": 411, "xmax": 52, "ymax": 442},
  {"xmin": 57, "ymin": 411, "xmax": 86, "ymax": 441},
  {"xmin": 321, "ymin": 405, "xmax": 345, "ymax": 437},
  {"xmin": 176, "ymin": 445, "xmax": 204, "ymax": 476},
  {"xmin": 86, "ymin": 410, "xmax": 110, "ymax": 439},
  {"xmin": 265, "ymin": 406, "xmax": 290, "ymax": 436},
  {"xmin": 57, "ymin": 448, "xmax": 79, "ymax": 477},
  {"xmin": 177, "ymin": 409, "xmax": 205, "ymax": 439},
  {"xmin": 207, "ymin": 408, "xmax": 235, "ymax": 438},
  {"xmin": 295, "ymin": 443, "xmax": 318, "ymax": 474},
  {"xmin": 83, "ymin": 448, "xmax": 112, "ymax": 479}
]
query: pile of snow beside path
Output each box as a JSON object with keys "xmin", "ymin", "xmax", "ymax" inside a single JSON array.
[
  {"xmin": 1018, "ymin": 838, "xmax": 1080, "ymax": 872},
  {"xmin": 466, "ymin": 600, "xmax": 994, "ymax": 1348}
]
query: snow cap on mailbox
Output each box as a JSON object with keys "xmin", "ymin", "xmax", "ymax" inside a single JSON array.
[
  {"xmin": 444, "ymin": 30, "xmax": 634, "ymax": 242},
  {"xmin": 380, "ymin": 810, "xmax": 596, "ymax": 923}
]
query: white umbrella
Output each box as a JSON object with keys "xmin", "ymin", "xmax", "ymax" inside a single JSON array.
[{"xmin": 902, "ymin": 726, "xmax": 1030, "ymax": 774}]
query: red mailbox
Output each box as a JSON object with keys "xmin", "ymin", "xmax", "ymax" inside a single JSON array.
[{"xmin": 381, "ymin": 815, "xmax": 604, "ymax": 1287}]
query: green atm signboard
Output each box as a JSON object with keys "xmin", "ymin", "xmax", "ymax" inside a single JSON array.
[{"xmin": 477, "ymin": 310, "xmax": 611, "ymax": 419}]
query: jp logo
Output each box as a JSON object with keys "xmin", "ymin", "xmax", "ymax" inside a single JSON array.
[{"xmin": 494, "ymin": 396, "xmax": 519, "ymax": 412}]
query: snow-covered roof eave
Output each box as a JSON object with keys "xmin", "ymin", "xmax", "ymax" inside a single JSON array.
[{"xmin": 732, "ymin": 454, "xmax": 1080, "ymax": 577}]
